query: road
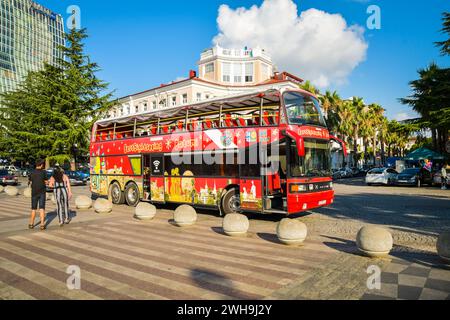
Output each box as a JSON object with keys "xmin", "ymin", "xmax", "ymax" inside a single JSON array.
[{"xmin": 0, "ymin": 177, "xmax": 448, "ymax": 300}]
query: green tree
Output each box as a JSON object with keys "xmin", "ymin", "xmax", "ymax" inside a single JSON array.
[
  {"xmin": 299, "ymin": 80, "xmax": 320, "ymax": 95},
  {"xmin": 400, "ymin": 63, "xmax": 450, "ymax": 154},
  {"xmin": 435, "ymin": 12, "xmax": 450, "ymax": 56},
  {"xmin": 0, "ymin": 28, "xmax": 114, "ymax": 166}
]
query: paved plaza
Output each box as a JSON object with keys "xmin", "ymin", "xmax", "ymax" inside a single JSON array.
[{"xmin": 0, "ymin": 178, "xmax": 449, "ymax": 300}]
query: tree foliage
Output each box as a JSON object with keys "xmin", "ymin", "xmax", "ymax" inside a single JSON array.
[{"xmin": 0, "ymin": 28, "xmax": 114, "ymax": 164}]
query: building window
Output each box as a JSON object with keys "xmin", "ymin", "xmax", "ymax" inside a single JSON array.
[
  {"xmin": 143, "ymin": 103, "xmax": 148, "ymax": 111},
  {"xmin": 222, "ymin": 62, "xmax": 231, "ymax": 82},
  {"xmin": 171, "ymin": 96, "xmax": 177, "ymax": 106},
  {"xmin": 135, "ymin": 105, "xmax": 139, "ymax": 113},
  {"xmin": 159, "ymin": 99, "xmax": 166, "ymax": 108},
  {"xmin": 152, "ymin": 101, "xmax": 157, "ymax": 109},
  {"xmin": 182, "ymin": 94, "xmax": 188, "ymax": 104},
  {"xmin": 234, "ymin": 63, "xmax": 243, "ymax": 83},
  {"xmin": 262, "ymin": 63, "xmax": 269, "ymax": 79},
  {"xmin": 245, "ymin": 62, "xmax": 254, "ymax": 82},
  {"xmin": 205, "ymin": 94, "xmax": 210, "ymax": 100},
  {"xmin": 196, "ymin": 93, "xmax": 202, "ymax": 102},
  {"xmin": 205, "ymin": 63, "xmax": 214, "ymax": 73}
]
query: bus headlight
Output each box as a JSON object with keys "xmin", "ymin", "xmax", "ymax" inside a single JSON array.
[{"xmin": 290, "ymin": 184, "xmax": 307, "ymax": 193}]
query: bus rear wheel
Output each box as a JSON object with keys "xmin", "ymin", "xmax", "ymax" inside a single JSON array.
[
  {"xmin": 109, "ymin": 182, "xmax": 125, "ymax": 205},
  {"xmin": 125, "ymin": 182, "xmax": 140, "ymax": 207},
  {"xmin": 221, "ymin": 188, "xmax": 241, "ymax": 215}
]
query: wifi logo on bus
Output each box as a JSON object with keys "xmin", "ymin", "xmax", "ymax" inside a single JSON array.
[{"xmin": 153, "ymin": 160, "xmax": 161, "ymax": 171}]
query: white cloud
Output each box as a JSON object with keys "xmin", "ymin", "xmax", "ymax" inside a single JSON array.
[
  {"xmin": 213, "ymin": 0, "xmax": 368, "ymax": 88},
  {"xmin": 394, "ymin": 112, "xmax": 414, "ymax": 122}
]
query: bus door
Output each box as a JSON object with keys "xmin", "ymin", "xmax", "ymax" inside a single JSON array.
[
  {"xmin": 143, "ymin": 154, "xmax": 151, "ymax": 200},
  {"xmin": 149, "ymin": 154, "xmax": 165, "ymax": 203},
  {"xmin": 260, "ymin": 142, "xmax": 285, "ymax": 212},
  {"xmin": 239, "ymin": 144, "xmax": 263, "ymax": 212}
]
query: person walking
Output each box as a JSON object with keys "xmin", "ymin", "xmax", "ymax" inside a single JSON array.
[
  {"xmin": 48, "ymin": 167, "xmax": 73, "ymax": 227},
  {"xmin": 441, "ymin": 164, "xmax": 448, "ymax": 190},
  {"xmin": 28, "ymin": 159, "xmax": 48, "ymax": 230}
]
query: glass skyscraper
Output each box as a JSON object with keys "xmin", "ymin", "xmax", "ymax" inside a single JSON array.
[{"xmin": 0, "ymin": 0, "xmax": 64, "ymax": 97}]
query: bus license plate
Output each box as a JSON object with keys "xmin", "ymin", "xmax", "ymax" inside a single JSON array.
[{"xmin": 318, "ymin": 200, "xmax": 327, "ymax": 206}]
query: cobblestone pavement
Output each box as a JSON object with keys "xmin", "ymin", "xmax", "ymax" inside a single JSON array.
[{"xmin": 0, "ymin": 179, "xmax": 448, "ymax": 300}]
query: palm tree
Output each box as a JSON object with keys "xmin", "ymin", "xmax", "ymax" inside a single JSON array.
[
  {"xmin": 435, "ymin": 12, "xmax": 450, "ymax": 56},
  {"xmin": 300, "ymin": 80, "xmax": 320, "ymax": 95},
  {"xmin": 378, "ymin": 117, "xmax": 389, "ymax": 163},
  {"xmin": 319, "ymin": 90, "xmax": 342, "ymax": 133},
  {"xmin": 400, "ymin": 63, "xmax": 450, "ymax": 153},
  {"xmin": 349, "ymin": 97, "xmax": 365, "ymax": 166},
  {"xmin": 368, "ymin": 103, "xmax": 385, "ymax": 163},
  {"xmin": 336, "ymin": 100, "xmax": 354, "ymax": 146},
  {"xmin": 359, "ymin": 107, "xmax": 374, "ymax": 165}
]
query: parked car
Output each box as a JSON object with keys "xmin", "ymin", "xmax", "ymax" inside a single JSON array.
[
  {"xmin": 76, "ymin": 169, "xmax": 90, "ymax": 181},
  {"xmin": 339, "ymin": 167, "xmax": 353, "ymax": 178},
  {"xmin": 432, "ymin": 171, "xmax": 450, "ymax": 187},
  {"xmin": 0, "ymin": 169, "xmax": 19, "ymax": 186},
  {"xmin": 395, "ymin": 168, "xmax": 433, "ymax": 187},
  {"xmin": 3, "ymin": 165, "xmax": 19, "ymax": 175},
  {"xmin": 332, "ymin": 169, "xmax": 342, "ymax": 180},
  {"xmin": 365, "ymin": 168, "xmax": 398, "ymax": 186},
  {"xmin": 67, "ymin": 171, "xmax": 88, "ymax": 186}
]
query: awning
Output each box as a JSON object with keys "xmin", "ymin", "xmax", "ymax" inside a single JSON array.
[{"xmin": 404, "ymin": 147, "xmax": 444, "ymax": 161}]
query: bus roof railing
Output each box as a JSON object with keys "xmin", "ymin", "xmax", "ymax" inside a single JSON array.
[{"xmin": 96, "ymin": 88, "xmax": 286, "ymax": 127}]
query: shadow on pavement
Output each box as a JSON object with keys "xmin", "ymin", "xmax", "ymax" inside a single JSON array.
[
  {"xmin": 314, "ymin": 192, "xmax": 450, "ymax": 236},
  {"xmin": 189, "ymin": 268, "xmax": 256, "ymax": 300},
  {"xmin": 321, "ymin": 235, "xmax": 360, "ymax": 255},
  {"xmin": 390, "ymin": 246, "xmax": 450, "ymax": 270}
]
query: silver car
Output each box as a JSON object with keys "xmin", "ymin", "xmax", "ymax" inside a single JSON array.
[{"xmin": 365, "ymin": 168, "xmax": 398, "ymax": 186}]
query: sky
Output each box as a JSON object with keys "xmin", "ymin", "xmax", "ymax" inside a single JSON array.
[{"xmin": 37, "ymin": 0, "xmax": 449, "ymax": 121}]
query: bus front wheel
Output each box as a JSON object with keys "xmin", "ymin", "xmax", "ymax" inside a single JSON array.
[
  {"xmin": 125, "ymin": 182, "xmax": 140, "ymax": 207},
  {"xmin": 221, "ymin": 188, "xmax": 241, "ymax": 215},
  {"xmin": 109, "ymin": 182, "xmax": 125, "ymax": 205}
]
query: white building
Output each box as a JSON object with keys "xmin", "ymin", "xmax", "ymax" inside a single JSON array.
[{"xmin": 105, "ymin": 45, "xmax": 302, "ymax": 119}]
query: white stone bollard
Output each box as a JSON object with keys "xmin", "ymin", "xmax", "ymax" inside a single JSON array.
[
  {"xmin": 75, "ymin": 195, "xmax": 93, "ymax": 209},
  {"xmin": 276, "ymin": 218, "xmax": 308, "ymax": 245},
  {"xmin": 356, "ymin": 226, "xmax": 393, "ymax": 258},
  {"xmin": 173, "ymin": 205, "xmax": 197, "ymax": 227},
  {"xmin": 23, "ymin": 187, "xmax": 32, "ymax": 198},
  {"xmin": 222, "ymin": 213, "xmax": 249, "ymax": 237},
  {"xmin": 437, "ymin": 232, "xmax": 450, "ymax": 263},
  {"xmin": 135, "ymin": 202, "xmax": 157, "ymax": 220},
  {"xmin": 4, "ymin": 186, "xmax": 19, "ymax": 196},
  {"xmin": 93, "ymin": 198, "xmax": 113, "ymax": 214},
  {"xmin": 0, "ymin": 185, "xmax": 4, "ymax": 193}
]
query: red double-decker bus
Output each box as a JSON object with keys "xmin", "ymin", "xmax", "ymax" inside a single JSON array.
[{"xmin": 90, "ymin": 88, "xmax": 334, "ymax": 215}]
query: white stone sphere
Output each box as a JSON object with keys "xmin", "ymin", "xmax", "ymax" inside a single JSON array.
[
  {"xmin": 277, "ymin": 218, "xmax": 308, "ymax": 245},
  {"xmin": 23, "ymin": 187, "xmax": 32, "ymax": 198},
  {"xmin": 173, "ymin": 205, "xmax": 197, "ymax": 226},
  {"xmin": 0, "ymin": 185, "xmax": 4, "ymax": 193},
  {"xmin": 93, "ymin": 198, "xmax": 113, "ymax": 214},
  {"xmin": 4, "ymin": 186, "xmax": 19, "ymax": 196},
  {"xmin": 75, "ymin": 195, "xmax": 92, "ymax": 209},
  {"xmin": 135, "ymin": 202, "xmax": 157, "ymax": 220},
  {"xmin": 356, "ymin": 226, "xmax": 393, "ymax": 257},
  {"xmin": 437, "ymin": 232, "xmax": 450, "ymax": 263},
  {"xmin": 222, "ymin": 214, "xmax": 249, "ymax": 237}
]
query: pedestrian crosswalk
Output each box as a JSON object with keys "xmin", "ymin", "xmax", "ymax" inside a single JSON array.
[{"xmin": 0, "ymin": 192, "xmax": 337, "ymax": 300}]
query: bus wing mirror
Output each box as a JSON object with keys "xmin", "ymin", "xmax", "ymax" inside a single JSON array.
[
  {"xmin": 285, "ymin": 130, "xmax": 305, "ymax": 157},
  {"xmin": 330, "ymin": 135, "xmax": 347, "ymax": 157}
]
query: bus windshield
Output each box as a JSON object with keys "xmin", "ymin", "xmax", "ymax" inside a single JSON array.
[
  {"xmin": 289, "ymin": 139, "xmax": 331, "ymax": 177},
  {"xmin": 284, "ymin": 92, "xmax": 326, "ymax": 127}
]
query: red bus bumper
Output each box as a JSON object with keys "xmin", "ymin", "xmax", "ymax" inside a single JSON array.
[{"xmin": 287, "ymin": 190, "xmax": 334, "ymax": 214}]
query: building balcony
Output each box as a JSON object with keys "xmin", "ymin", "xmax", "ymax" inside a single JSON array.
[{"xmin": 200, "ymin": 45, "xmax": 271, "ymax": 62}]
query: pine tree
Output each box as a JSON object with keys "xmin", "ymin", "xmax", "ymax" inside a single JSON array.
[{"xmin": 0, "ymin": 27, "xmax": 114, "ymax": 166}]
